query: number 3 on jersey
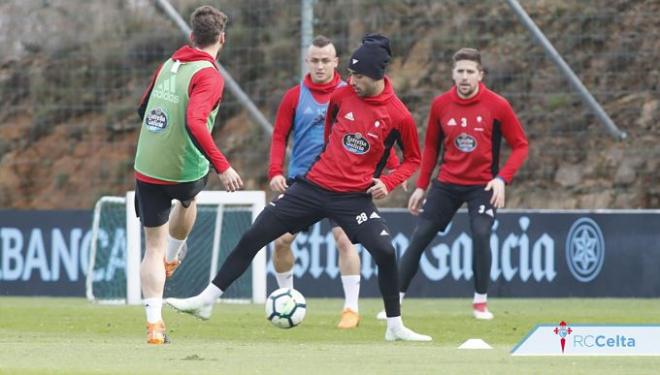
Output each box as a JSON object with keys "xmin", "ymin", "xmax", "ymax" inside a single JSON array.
[{"xmin": 356, "ymin": 212, "xmax": 368, "ymax": 224}]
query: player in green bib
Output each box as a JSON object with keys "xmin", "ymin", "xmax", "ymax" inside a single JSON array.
[{"xmin": 133, "ymin": 5, "xmax": 242, "ymax": 345}]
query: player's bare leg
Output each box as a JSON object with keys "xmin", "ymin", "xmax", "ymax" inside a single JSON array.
[
  {"xmin": 335, "ymin": 227, "xmax": 361, "ymax": 329},
  {"xmin": 141, "ymin": 224, "xmax": 169, "ymax": 344},
  {"xmin": 273, "ymin": 232, "xmax": 296, "ymax": 289},
  {"xmin": 164, "ymin": 199, "xmax": 197, "ymax": 278}
]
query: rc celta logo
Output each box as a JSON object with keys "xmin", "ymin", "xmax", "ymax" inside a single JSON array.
[
  {"xmin": 554, "ymin": 321, "xmax": 572, "ymax": 353},
  {"xmin": 512, "ymin": 324, "xmax": 660, "ymax": 356}
]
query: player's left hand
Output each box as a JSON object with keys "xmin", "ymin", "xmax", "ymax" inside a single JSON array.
[
  {"xmin": 485, "ymin": 177, "xmax": 505, "ymax": 208},
  {"xmin": 367, "ymin": 178, "xmax": 389, "ymax": 200}
]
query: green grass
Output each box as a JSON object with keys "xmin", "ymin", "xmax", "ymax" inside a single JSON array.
[{"xmin": 1, "ymin": 297, "xmax": 660, "ymax": 374}]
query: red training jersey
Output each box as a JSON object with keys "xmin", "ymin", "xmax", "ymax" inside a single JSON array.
[
  {"xmin": 416, "ymin": 82, "xmax": 528, "ymax": 189},
  {"xmin": 268, "ymin": 72, "xmax": 400, "ymax": 180},
  {"xmin": 306, "ymin": 76, "xmax": 420, "ymax": 193}
]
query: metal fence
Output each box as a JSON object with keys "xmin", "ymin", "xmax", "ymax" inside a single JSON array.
[{"xmin": 0, "ymin": 0, "xmax": 657, "ymax": 209}]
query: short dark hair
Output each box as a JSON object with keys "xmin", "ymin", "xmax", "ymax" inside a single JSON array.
[
  {"xmin": 452, "ymin": 48, "xmax": 482, "ymax": 68},
  {"xmin": 191, "ymin": 5, "xmax": 228, "ymax": 48},
  {"xmin": 311, "ymin": 35, "xmax": 333, "ymax": 48}
]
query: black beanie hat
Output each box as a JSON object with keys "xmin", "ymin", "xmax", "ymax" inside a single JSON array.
[{"xmin": 348, "ymin": 33, "xmax": 391, "ymax": 80}]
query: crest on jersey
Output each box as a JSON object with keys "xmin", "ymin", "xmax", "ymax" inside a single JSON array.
[
  {"xmin": 145, "ymin": 107, "xmax": 168, "ymax": 133},
  {"xmin": 454, "ymin": 132, "xmax": 477, "ymax": 152},
  {"xmin": 342, "ymin": 133, "xmax": 370, "ymax": 155}
]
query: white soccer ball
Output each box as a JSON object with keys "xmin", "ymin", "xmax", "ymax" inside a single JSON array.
[{"xmin": 265, "ymin": 288, "xmax": 306, "ymax": 329}]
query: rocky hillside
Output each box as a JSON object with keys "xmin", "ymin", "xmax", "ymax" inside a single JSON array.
[{"xmin": 0, "ymin": 0, "xmax": 658, "ymax": 209}]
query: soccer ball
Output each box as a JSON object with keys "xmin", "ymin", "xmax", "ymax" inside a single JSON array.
[{"xmin": 265, "ymin": 288, "xmax": 306, "ymax": 329}]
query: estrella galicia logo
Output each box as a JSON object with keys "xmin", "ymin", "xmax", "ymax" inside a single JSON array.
[
  {"xmin": 565, "ymin": 217, "xmax": 605, "ymax": 282},
  {"xmin": 454, "ymin": 133, "xmax": 477, "ymax": 152},
  {"xmin": 342, "ymin": 133, "xmax": 370, "ymax": 155},
  {"xmin": 145, "ymin": 107, "xmax": 168, "ymax": 133}
]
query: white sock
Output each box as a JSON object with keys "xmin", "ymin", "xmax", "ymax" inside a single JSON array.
[
  {"xmin": 166, "ymin": 235, "xmax": 186, "ymax": 262},
  {"xmin": 275, "ymin": 268, "xmax": 294, "ymax": 289},
  {"xmin": 399, "ymin": 292, "xmax": 406, "ymax": 304},
  {"xmin": 473, "ymin": 292, "xmax": 488, "ymax": 304},
  {"xmin": 198, "ymin": 283, "xmax": 223, "ymax": 305},
  {"xmin": 144, "ymin": 298, "xmax": 162, "ymax": 324},
  {"xmin": 341, "ymin": 275, "xmax": 360, "ymax": 312},
  {"xmin": 386, "ymin": 316, "xmax": 403, "ymax": 331}
]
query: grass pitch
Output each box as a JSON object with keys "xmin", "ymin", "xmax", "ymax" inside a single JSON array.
[{"xmin": 1, "ymin": 297, "xmax": 659, "ymax": 374}]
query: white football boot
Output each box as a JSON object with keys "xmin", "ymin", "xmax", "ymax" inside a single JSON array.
[
  {"xmin": 166, "ymin": 297, "xmax": 213, "ymax": 321},
  {"xmin": 472, "ymin": 302, "xmax": 494, "ymax": 320},
  {"xmin": 385, "ymin": 326, "xmax": 432, "ymax": 342}
]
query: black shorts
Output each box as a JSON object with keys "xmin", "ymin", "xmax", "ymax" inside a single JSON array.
[
  {"xmin": 267, "ymin": 178, "xmax": 389, "ymax": 244},
  {"xmin": 420, "ymin": 180, "xmax": 496, "ymax": 230},
  {"xmin": 134, "ymin": 174, "xmax": 208, "ymax": 227},
  {"xmin": 283, "ymin": 177, "xmax": 338, "ymax": 233}
]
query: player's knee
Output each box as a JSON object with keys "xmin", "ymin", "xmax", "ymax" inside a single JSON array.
[
  {"xmin": 335, "ymin": 235, "xmax": 354, "ymax": 255},
  {"xmin": 367, "ymin": 240, "xmax": 396, "ymax": 266},
  {"xmin": 275, "ymin": 234, "xmax": 294, "ymax": 250}
]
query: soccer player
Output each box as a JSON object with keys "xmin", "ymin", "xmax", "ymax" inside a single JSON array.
[
  {"xmin": 269, "ymin": 35, "xmax": 399, "ymax": 329},
  {"xmin": 133, "ymin": 5, "xmax": 243, "ymax": 344},
  {"xmin": 377, "ymin": 48, "xmax": 528, "ymax": 321},
  {"xmin": 168, "ymin": 34, "xmax": 432, "ymax": 342}
]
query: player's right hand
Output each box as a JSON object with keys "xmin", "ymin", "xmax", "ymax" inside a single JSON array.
[
  {"xmin": 219, "ymin": 167, "xmax": 243, "ymax": 192},
  {"xmin": 407, "ymin": 188, "xmax": 426, "ymax": 215},
  {"xmin": 269, "ymin": 175, "xmax": 288, "ymax": 193}
]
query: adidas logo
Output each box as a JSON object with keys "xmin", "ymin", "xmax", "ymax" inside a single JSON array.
[
  {"xmin": 447, "ymin": 118, "xmax": 457, "ymax": 126},
  {"xmin": 303, "ymin": 106, "xmax": 314, "ymax": 114},
  {"xmin": 344, "ymin": 112, "xmax": 355, "ymax": 121},
  {"xmin": 380, "ymin": 229, "xmax": 389, "ymax": 236},
  {"xmin": 485, "ymin": 208, "xmax": 494, "ymax": 218},
  {"xmin": 156, "ymin": 76, "xmax": 176, "ymax": 93},
  {"xmin": 369, "ymin": 212, "xmax": 381, "ymax": 219},
  {"xmin": 352, "ymin": 58, "xmax": 359, "ymax": 65},
  {"xmin": 152, "ymin": 75, "xmax": 180, "ymax": 103}
]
